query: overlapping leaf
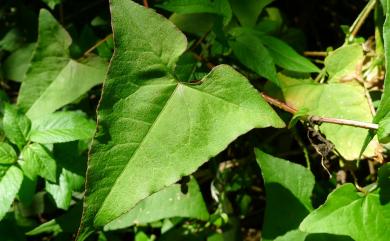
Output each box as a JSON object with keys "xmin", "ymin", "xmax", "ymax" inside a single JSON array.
[
  {"xmin": 78, "ymin": 0, "xmax": 283, "ymax": 236},
  {"xmin": 324, "ymin": 44, "xmax": 364, "ymax": 83},
  {"xmin": 17, "ymin": 10, "xmax": 107, "ymax": 120},
  {"xmin": 104, "ymin": 177, "xmax": 208, "ymax": 230},
  {"xmin": 277, "ymin": 73, "xmax": 377, "ymax": 160}
]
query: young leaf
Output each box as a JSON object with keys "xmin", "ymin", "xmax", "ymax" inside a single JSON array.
[
  {"xmin": 3, "ymin": 104, "xmax": 31, "ymax": 150},
  {"xmin": 26, "ymin": 56, "xmax": 107, "ymax": 120},
  {"xmin": 29, "ymin": 111, "xmax": 95, "ymax": 144},
  {"xmin": 0, "ymin": 143, "xmax": 17, "ymax": 164},
  {"xmin": 299, "ymin": 184, "xmax": 390, "ymax": 241},
  {"xmin": 229, "ymin": 0, "xmax": 274, "ymax": 26},
  {"xmin": 258, "ymin": 35, "xmax": 320, "ymax": 73},
  {"xmin": 78, "ymin": 0, "xmax": 284, "ymax": 236},
  {"xmin": 0, "ymin": 166, "xmax": 23, "ymax": 221},
  {"xmin": 104, "ymin": 177, "xmax": 209, "ymax": 230},
  {"xmin": 17, "ymin": 9, "xmax": 71, "ymax": 111},
  {"xmin": 21, "ymin": 143, "xmax": 57, "ymax": 182},
  {"xmin": 255, "ymin": 149, "xmax": 315, "ymax": 240},
  {"xmin": 46, "ymin": 169, "xmax": 84, "ymax": 210},
  {"xmin": 324, "ymin": 44, "xmax": 364, "ymax": 83},
  {"xmin": 277, "ymin": 72, "xmax": 377, "ymax": 160},
  {"xmin": 229, "ymin": 28, "xmax": 278, "ymax": 85}
]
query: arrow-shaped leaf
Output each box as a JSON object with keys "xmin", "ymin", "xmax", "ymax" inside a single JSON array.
[{"xmin": 78, "ymin": 0, "xmax": 284, "ymax": 236}]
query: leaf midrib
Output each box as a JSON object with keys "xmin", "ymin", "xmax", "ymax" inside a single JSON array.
[{"xmin": 95, "ymin": 82, "xmax": 180, "ymax": 223}]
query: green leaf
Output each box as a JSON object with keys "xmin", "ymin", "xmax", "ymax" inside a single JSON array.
[
  {"xmin": 17, "ymin": 9, "xmax": 71, "ymax": 112},
  {"xmin": 46, "ymin": 168, "xmax": 84, "ymax": 210},
  {"xmin": 30, "ymin": 111, "xmax": 96, "ymax": 144},
  {"xmin": 158, "ymin": 0, "xmax": 232, "ymax": 25},
  {"xmin": 159, "ymin": 0, "xmax": 217, "ymax": 13},
  {"xmin": 3, "ymin": 43, "xmax": 36, "ymax": 82},
  {"xmin": 229, "ymin": 0, "xmax": 274, "ymax": 26},
  {"xmin": 26, "ymin": 56, "xmax": 107, "ymax": 120},
  {"xmin": 41, "ymin": 0, "xmax": 62, "ymax": 9},
  {"xmin": 46, "ymin": 141, "xmax": 86, "ymax": 209},
  {"xmin": 255, "ymin": 149, "xmax": 315, "ymax": 240},
  {"xmin": 374, "ymin": 2, "xmax": 390, "ymax": 123},
  {"xmin": 0, "ymin": 143, "xmax": 17, "ymax": 164},
  {"xmin": 258, "ymin": 35, "xmax": 320, "ymax": 73},
  {"xmin": 17, "ymin": 175, "xmax": 37, "ymax": 206},
  {"xmin": 278, "ymin": 72, "xmax": 377, "ymax": 160},
  {"xmin": 229, "ymin": 28, "xmax": 278, "ymax": 85},
  {"xmin": 273, "ymin": 230, "xmax": 354, "ymax": 241},
  {"xmin": 78, "ymin": 0, "xmax": 284, "ymax": 235},
  {"xmin": 324, "ymin": 44, "xmax": 364, "ymax": 83},
  {"xmin": 104, "ymin": 177, "xmax": 209, "ymax": 230},
  {"xmin": 0, "ymin": 29, "xmax": 24, "ymax": 52},
  {"xmin": 175, "ymin": 53, "xmax": 199, "ymax": 81},
  {"xmin": 17, "ymin": 10, "xmax": 106, "ymax": 118},
  {"xmin": 288, "ymin": 108, "xmax": 309, "ymax": 129},
  {"xmin": 378, "ymin": 163, "xmax": 390, "ymax": 204},
  {"xmin": 0, "ymin": 166, "xmax": 23, "ymax": 220},
  {"xmin": 378, "ymin": 116, "xmax": 390, "ymax": 143},
  {"xmin": 27, "ymin": 202, "xmax": 82, "ymax": 235},
  {"xmin": 135, "ymin": 232, "xmax": 152, "ymax": 241},
  {"xmin": 21, "ymin": 143, "xmax": 57, "ymax": 182},
  {"xmin": 3, "ymin": 104, "xmax": 31, "ymax": 150},
  {"xmin": 300, "ymin": 184, "xmax": 390, "ymax": 241},
  {"xmin": 273, "ymin": 230, "xmax": 308, "ymax": 241},
  {"xmin": 170, "ymin": 13, "xmax": 216, "ymax": 36}
]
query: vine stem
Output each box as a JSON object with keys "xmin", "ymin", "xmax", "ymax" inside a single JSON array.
[
  {"xmin": 143, "ymin": 0, "xmax": 149, "ymax": 8},
  {"xmin": 82, "ymin": 34, "xmax": 113, "ymax": 57},
  {"xmin": 260, "ymin": 93, "xmax": 379, "ymax": 130},
  {"xmin": 303, "ymin": 51, "xmax": 328, "ymax": 57},
  {"xmin": 349, "ymin": 0, "xmax": 377, "ymax": 41}
]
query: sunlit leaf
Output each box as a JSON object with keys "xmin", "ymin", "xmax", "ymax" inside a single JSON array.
[
  {"xmin": 0, "ymin": 166, "xmax": 23, "ymax": 221},
  {"xmin": 30, "ymin": 111, "xmax": 95, "ymax": 144},
  {"xmin": 300, "ymin": 184, "xmax": 390, "ymax": 241},
  {"xmin": 277, "ymin": 72, "xmax": 377, "ymax": 160},
  {"xmin": 78, "ymin": 0, "xmax": 284, "ymax": 236},
  {"xmin": 21, "ymin": 143, "xmax": 57, "ymax": 182}
]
